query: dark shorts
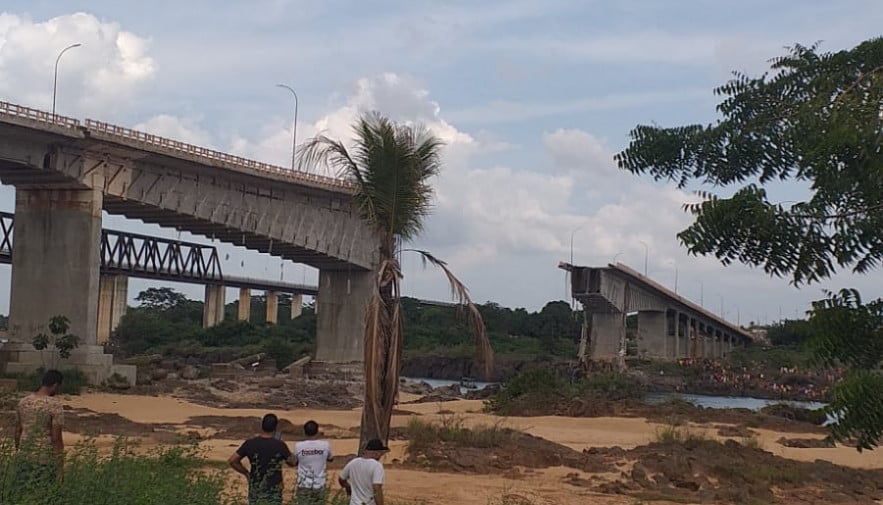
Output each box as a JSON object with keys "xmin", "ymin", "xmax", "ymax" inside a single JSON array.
[{"xmin": 296, "ymin": 487, "xmax": 327, "ymax": 505}]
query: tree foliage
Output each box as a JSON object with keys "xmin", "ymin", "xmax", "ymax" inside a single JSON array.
[
  {"xmin": 617, "ymin": 38, "xmax": 883, "ymax": 449},
  {"xmin": 300, "ymin": 112, "xmax": 493, "ymax": 446},
  {"xmin": 32, "ymin": 315, "xmax": 80, "ymax": 364},
  {"xmin": 767, "ymin": 319, "xmax": 815, "ymax": 348}
]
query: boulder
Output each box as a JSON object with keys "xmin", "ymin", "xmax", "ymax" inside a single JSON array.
[
  {"xmin": 136, "ymin": 371, "xmax": 153, "ymax": 386},
  {"xmin": 399, "ymin": 380, "xmax": 433, "ymax": 395},
  {"xmin": 150, "ymin": 368, "xmax": 169, "ymax": 381},
  {"xmin": 432, "ymin": 384, "xmax": 463, "ymax": 397},
  {"xmin": 181, "ymin": 365, "xmax": 200, "ymax": 380},
  {"xmin": 105, "ymin": 373, "xmax": 131, "ymax": 390}
]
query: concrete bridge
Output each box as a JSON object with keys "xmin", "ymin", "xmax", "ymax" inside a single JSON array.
[
  {"xmin": 561, "ymin": 262, "xmax": 752, "ymax": 361},
  {"xmin": 0, "ymin": 100, "xmax": 379, "ymax": 382}
]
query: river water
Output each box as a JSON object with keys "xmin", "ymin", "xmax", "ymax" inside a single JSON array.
[{"xmin": 404, "ymin": 377, "xmax": 827, "ymax": 412}]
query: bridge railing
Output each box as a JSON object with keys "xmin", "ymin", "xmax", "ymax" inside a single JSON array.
[
  {"xmin": 0, "ymin": 101, "xmax": 80, "ymax": 129},
  {"xmin": 84, "ymin": 119, "xmax": 356, "ymax": 193}
]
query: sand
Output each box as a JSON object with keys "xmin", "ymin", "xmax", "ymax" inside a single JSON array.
[{"xmin": 60, "ymin": 393, "xmax": 883, "ymax": 505}]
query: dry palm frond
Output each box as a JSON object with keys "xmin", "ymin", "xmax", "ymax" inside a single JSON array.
[{"xmin": 403, "ymin": 248, "xmax": 494, "ymax": 380}]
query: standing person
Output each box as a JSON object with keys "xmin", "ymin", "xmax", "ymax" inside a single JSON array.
[
  {"xmin": 15, "ymin": 369, "xmax": 65, "ymax": 484},
  {"xmin": 228, "ymin": 414, "xmax": 294, "ymax": 505},
  {"xmin": 338, "ymin": 439, "xmax": 389, "ymax": 505},
  {"xmin": 293, "ymin": 420, "xmax": 333, "ymax": 505}
]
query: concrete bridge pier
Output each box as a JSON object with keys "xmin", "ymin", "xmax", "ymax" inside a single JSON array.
[
  {"xmin": 637, "ymin": 311, "xmax": 666, "ymax": 358},
  {"xmin": 97, "ymin": 274, "xmax": 128, "ymax": 345},
  {"xmin": 203, "ymin": 284, "xmax": 226, "ymax": 327},
  {"xmin": 290, "ymin": 294, "xmax": 303, "ymax": 319},
  {"xmin": 266, "ymin": 291, "xmax": 279, "ymax": 324},
  {"xmin": 313, "ymin": 269, "xmax": 373, "ymax": 371},
  {"xmin": 589, "ymin": 312, "xmax": 624, "ymax": 360},
  {"xmin": 9, "ymin": 189, "xmax": 103, "ymax": 344},
  {"xmin": 3, "ymin": 188, "xmax": 135, "ymax": 385},
  {"xmin": 238, "ymin": 288, "xmax": 251, "ymax": 321}
]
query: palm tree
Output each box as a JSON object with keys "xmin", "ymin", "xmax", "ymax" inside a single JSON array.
[{"xmin": 299, "ymin": 112, "xmax": 494, "ymax": 444}]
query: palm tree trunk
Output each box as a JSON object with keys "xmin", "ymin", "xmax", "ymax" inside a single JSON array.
[{"xmin": 360, "ymin": 244, "xmax": 401, "ymax": 448}]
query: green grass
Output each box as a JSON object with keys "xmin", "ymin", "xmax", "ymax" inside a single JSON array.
[
  {"xmin": 407, "ymin": 416, "xmax": 514, "ymax": 453},
  {"xmin": 0, "ymin": 368, "xmax": 88, "ymax": 395},
  {"xmin": 0, "ymin": 437, "xmax": 232, "ymax": 504},
  {"xmin": 654, "ymin": 425, "xmax": 708, "ymax": 444}
]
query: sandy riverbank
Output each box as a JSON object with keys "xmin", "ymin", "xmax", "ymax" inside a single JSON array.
[{"xmin": 57, "ymin": 392, "xmax": 883, "ymax": 505}]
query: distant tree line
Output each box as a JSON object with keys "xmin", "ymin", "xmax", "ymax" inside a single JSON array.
[{"xmin": 102, "ymin": 287, "xmax": 584, "ymax": 363}]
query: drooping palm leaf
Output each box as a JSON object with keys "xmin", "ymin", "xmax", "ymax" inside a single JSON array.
[{"xmin": 404, "ymin": 248, "xmax": 494, "ymax": 379}]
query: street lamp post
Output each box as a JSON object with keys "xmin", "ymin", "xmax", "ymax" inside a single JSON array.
[
  {"xmin": 52, "ymin": 43, "xmax": 82, "ymax": 116},
  {"xmin": 638, "ymin": 240, "xmax": 648, "ymax": 276},
  {"xmin": 612, "ymin": 251, "xmax": 624, "ymax": 264},
  {"xmin": 276, "ymin": 84, "xmax": 299, "ymax": 170}
]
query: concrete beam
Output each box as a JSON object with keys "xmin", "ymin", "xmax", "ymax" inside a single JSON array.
[
  {"xmin": 203, "ymin": 285, "xmax": 226, "ymax": 328},
  {"xmin": 97, "ymin": 275, "xmax": 128, "ymax": 345},
  {"xmin": 238, "ymin": 288, "xmax": 251, "ymax": 321},
  {"xmin": 8, "ymin": 188, "xmax": 102, "ymax": 344}
]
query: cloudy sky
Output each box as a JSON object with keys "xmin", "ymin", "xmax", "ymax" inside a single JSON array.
[{"xmin": 0, "ymin": 1, "xmax": 880, "ymax": 324}]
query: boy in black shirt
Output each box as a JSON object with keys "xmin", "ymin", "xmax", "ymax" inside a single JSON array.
[{"xmin": 228, "ymin": 414, "xmax": 294, "ymax": 504}]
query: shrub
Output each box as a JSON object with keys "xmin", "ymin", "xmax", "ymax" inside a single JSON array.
[
  {"xmin": 0, "ymin": 438, "xmax": 233, "ymax": 505},
  {"xmin": 406, "ymin": 416, "xmax": 513, "ymax": 453},
  {"xmin": 6, "ymin": 368, "xmax": 88, "ymax": 395},
  {"xmin": 486, "ymin": 368, "xmax": 645, "ymax": 413},
  {"xmin": 655, "ymin": 425, "xmax": 708, "ymax": 444}
]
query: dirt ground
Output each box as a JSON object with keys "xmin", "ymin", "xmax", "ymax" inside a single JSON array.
[{"xmin": 45, "ymin": 382, "xmax": 883, "ymax": 505}]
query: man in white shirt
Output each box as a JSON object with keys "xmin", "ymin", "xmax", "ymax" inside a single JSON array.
[
  {"xmin": 339, "ymin": 438, "xmax": 388, "ymax": 505},
  {"xmin": 293, "ymin": 420, "xmax": 333, "ymax": 505}
]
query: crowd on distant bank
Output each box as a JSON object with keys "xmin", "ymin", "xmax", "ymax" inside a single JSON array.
[
  {"xmin": 674, "ymin": 358, "xmax": 844, "ymax": 401},
  {"xmin": 14, "ymin": 369, "xmax": 389, "ymax": 505}
]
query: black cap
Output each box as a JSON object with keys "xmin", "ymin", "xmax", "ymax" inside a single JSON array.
[{"xmin": 365, "ymin": 438, "xmax": 389, "ymax": 452}]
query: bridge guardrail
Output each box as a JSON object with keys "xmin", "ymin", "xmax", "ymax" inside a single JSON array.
[
  {"xmin": 0, "ymin": 101, "xmax": 80, "ymax": 129},
  {"xmin": 84, "ymin": 119, "xmax": 357, "ymax": 193}
]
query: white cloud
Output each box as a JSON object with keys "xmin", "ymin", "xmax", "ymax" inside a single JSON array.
[
  {"xmin": 0, "ymin": 12, "xmax": 155, "ymax": 117},
  {"xmin": 134, "ymin": 115, "xmax": 213, "ymax": 147}
]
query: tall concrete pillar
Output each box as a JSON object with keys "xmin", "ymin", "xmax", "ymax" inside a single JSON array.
[
  {"xmin": 315, "ymin": 269, "xmax": 374, "ymax": 363},
  {"xmin": 203, "ymin": 284, "xmax": 226, "ymax": 328},
  {"xmin": 714, "ymin": 331, "xmax": 723, "ymax": 358},
  {"xmin": 96, "ymin": 275, "xmax": 128, "ymax": 345},
  {"xmin": 590, "ymin": 312, "xmax": 624, "ymax": 360},
  {"xmin": 9, "ymin": 189, "xmax": 102, "ymax": 344},
  {"xmin": 290, "ymin": 294, "xmax": 303, "ymax": 319},
  {"xmin": 637, "ymin": 311, "xmax": 666, "ymax": 358},
  {"xmin": 238, "ymin": 288, "xmax": 251, "ymax": 321},
  {"xmin": 266, "ymin": 291, "xmax": 279, "ymax": 324},
  {"xmin": 667, "ymin": 310, "xmax": 679, "ymax": 359}
]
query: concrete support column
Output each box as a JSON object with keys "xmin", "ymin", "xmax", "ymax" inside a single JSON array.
[
  {"xmin": 714, "ymin": 332, "xmax": 722, "ymax": 358},
  {"xmin": 96, "ymin": 275, "xmax": 128, "ymax": 345},
  {"xmin": 290, "ymin": 294, "xmax": 303, "ymax": 319},
  {"xmin": 238, "ymin": 288, "xmax": 251, "ymax": 321},
  {"xmin": 203, "ymin": 284, "xmax": 226, "ymax": 328},
  {"xmin": 637, "ymin": 311, "xmax": 666, "ymax": 359},
  {"xmin": 315, "ymin": 269, "xmax": 374, "ymax": 363},
  {"xmin": 589, "ymin": 312, "xmax": 624, "ymax": 360},
  {"xmin": 9, "ymin": 189, "xmax": 102, "ymax": 344},
  {"xmin": 668, "ymin": 311, "xmax": 680, "ymax": 359},
  {"xmin": 266, "ymin": 291, "xmax": 279, "ymax": 324}
]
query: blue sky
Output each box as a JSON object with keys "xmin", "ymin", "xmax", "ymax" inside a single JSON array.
[{"xmin": 0, "ymin": 0, "xmax": 880, "ymax": 324}]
